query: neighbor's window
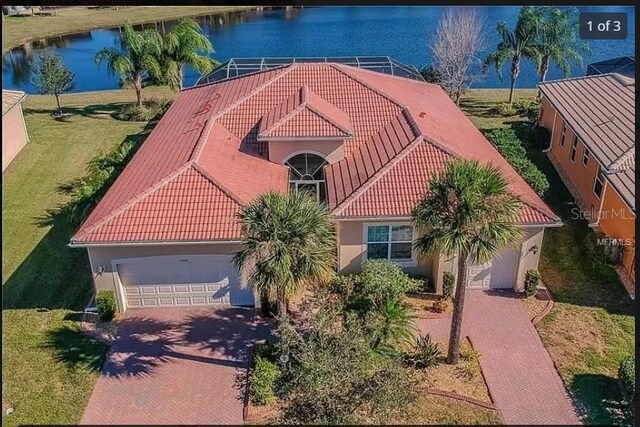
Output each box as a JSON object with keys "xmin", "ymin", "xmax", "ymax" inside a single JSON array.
[
  {"xmin": 570, "ymin": 136, "xmax": 578, "ymax": 162},
  {"xmin": 560, "ymin": 123, "xmax": 567, "ymax": 147},
  {"xmin": 593, "ymin": 166, "xmax": 605, "ymax": 198},
  {"xmin": 582, "ymin": 146, "xmax": 590, "ymax": 166},
  {"xmin": 366, "ymin": 225, "xmax": 413, "ymax": 261}
]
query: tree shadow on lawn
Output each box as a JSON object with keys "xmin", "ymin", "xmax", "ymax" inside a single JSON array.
[
  {"xmin": 571, "ymin": 373, "xmax": 630, "ymax": 426},
  {"xmin": 44, "ymin": 324, "xmax": 110, "ymax": 373},
  {"xmin": 2, "ymin": 127, "xmax": 154, "ymax": 312},
  {"xmin": 23, "ymin": 103, "xmax": 129, "ymax": 121}
]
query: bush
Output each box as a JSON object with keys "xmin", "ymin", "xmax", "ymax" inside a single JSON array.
[
  {"xmin": 524, "ymin": 269, "xmax": 540, "ymax": 297},
  {"xmin": 492, "ymin": 102, "xmax": 518, "ymax": 117},
  {"xmin": 432, "ymin": 298, "xmax": 448, "ymax": 313},
  {"xmin": 418, "ymin": 65, "xmax": 441, "ymax": 84},
  {"xmin": 442, "ymin": 271, "xmax": 455, "ymax": 300},
  {"xmin": 404, "ymin": 334, "xmax": 442, "ymax": 369},
  {"xmin": 113, "ymin": 97, "xmax": 171, "ymax": 121},
  {"xmin": 485, "ymin": 128, "xmax": 550, "ymax": 195},
  {"xmin": 347, "ymin": 260, "xmax": 420, "ymax": 312},
  {"xmin": 95, "ymin": 290, "xmax": 116, "ymax": 321},
  {"xmin": 619, "ymin": 355, "xmax": 635, "ymax": 421},
  {"xmin": 584, "ymin": 231, "xmax": 623, "ymax": 266},
  {"xmin": 413, "ymin": 276, "xmax": 434, "ymax": 294},
  {"xmin": 513, "ymin": 98, "xmax": 540, "ymax": 120},
  {"xmin": 458, "ymin": 341, "xmax": 481, "ymax": 380},
  {"xmin": 250, "ymin": 351, "xmax": 280, "ymax": 406}
]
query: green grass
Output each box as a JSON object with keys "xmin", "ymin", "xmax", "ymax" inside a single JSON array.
[
  {"xmin": 2, "ymin": 5, "xmax": 257, "ymax": 53},
  {"xmin": 463, "ymin": 89, "xmax": 635, "ymax": 425},
  {"xmin": 2, "ymin": 87, "xmax": 173, "ymax": 426}
]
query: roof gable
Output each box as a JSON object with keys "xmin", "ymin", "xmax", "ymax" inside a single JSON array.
[{"xmin": 257, "ymin": 85, "xmax": 354, "ymax": 140}]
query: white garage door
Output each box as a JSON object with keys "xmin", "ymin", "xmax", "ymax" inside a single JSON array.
[
  {"xmin": 466, "ymin": 248, "xmax": 520, "ymax": 290},
  {"xmin": 115, "ymin": 255, "xmax": 254, "ymax": 309}
]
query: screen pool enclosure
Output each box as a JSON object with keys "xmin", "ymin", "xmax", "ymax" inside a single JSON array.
[{"xmin": 194, "ymin": 56, "xmax": 425, "ymax": 86}]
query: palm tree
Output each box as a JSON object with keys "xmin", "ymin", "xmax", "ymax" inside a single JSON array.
[
  {"xmin": 161, "ymin": 19, "xmax": 216, "ymax": 91},
  {"xmin": 534, "ymin": 7, "xmax": 589, "ymax": 83},
  {"xmin": 233, "ymin": 191, "xmax": 336, "ymax": 317},
  {"xmin": 484, "ymin": 6, "xmax": 542, "ymax": 104},
  {"xmin": 94, "ymin": 23, "xmax": 163, "ymax": 107},
  {"xmin": 412, "ymin": 160, "xmax": 524, "ymax": 364},
  {"xmin": 372, "ymin": 298, "xmax": 418, "ymax": 355}
]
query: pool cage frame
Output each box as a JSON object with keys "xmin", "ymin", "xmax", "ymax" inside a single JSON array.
[{"xmin": 194, "ymin": 56, "xmax": 425, "ymax": 86}]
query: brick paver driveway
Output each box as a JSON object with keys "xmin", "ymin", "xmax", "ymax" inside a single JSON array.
[
  {"xmin": 418, "ymin": 290, "xmax": 581, "ymax": 425},
  {"xmin": 81, "ymin": 307, "xmax": 272, "ymax": 425}
]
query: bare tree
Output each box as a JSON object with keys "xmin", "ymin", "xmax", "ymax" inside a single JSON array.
[{"xmin": 430, "ymin": 8, "xmax": 486, "ymax": 105}]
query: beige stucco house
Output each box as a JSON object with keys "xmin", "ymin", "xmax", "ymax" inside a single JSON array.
[
  {"xmin": 70, "ymin": 61, "xmax": 560, "ymax": 312},
  {"xmin": 2, "ymin": 90, "xmax": 29, "ymax": 172}
]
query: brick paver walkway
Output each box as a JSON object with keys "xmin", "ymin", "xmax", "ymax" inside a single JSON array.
[
  {"xmin": 418, "ymin": 290, "xmax": 581, "ymax": 425},
  {"xmin": 81, "ymin": 307, "xmax": 272, "ymax": 425}
]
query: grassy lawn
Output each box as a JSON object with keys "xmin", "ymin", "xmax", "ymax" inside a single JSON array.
[
  {"xmin": 2, "ymin": 5, "xmax": 257, "ymax": 53},
  {"xmin": 2, "ymin": 87, "xmax": 173, "ymax": 426},
  {"xmin": 463, "ymin": 89, "xmax": 635, "ymax": 425}
]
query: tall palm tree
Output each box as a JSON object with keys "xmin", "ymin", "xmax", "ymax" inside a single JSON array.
[
  {"xmin": 233, "ymin": 191, "xmax": 336, "ymax": 317},
  {"xmin": 412, "ymin": 160, "xmax": 524, "ymax": 364},
  {"xmin": 484, "ymin": 6, "xmax": 542, "ymax": 104},
  {"xmin": 161, "ymin": 19, "xmax": 216, "ymax": 91},
  {"xmin": 534, "ymin": 7, "xmax": 589, "ymax": 83},
  {"xmin": 94, "ymin": 23, "xmax": 163, "ymax": 107}
]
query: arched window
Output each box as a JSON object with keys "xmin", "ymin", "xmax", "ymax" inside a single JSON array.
[{"xmin": 285, "ymin": 153, "xmax": 328, "ymax": 203}]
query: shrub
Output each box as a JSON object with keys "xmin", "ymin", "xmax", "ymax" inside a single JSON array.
[
  {"xmin": 485, "ymin": 128, "xmax": 550, "ymax": 195},
  {"xmin": 250, "ymin": 351, "xmax": 280, "ymax": 406},
  {"xmin": 418, "ymin": 65, "xmax": 441, "ymax": 84},
  {"xmin": 513, "ymin": 98, "xmax": 540, "ymax": 120},
  {"xmin": 414, "ymin": 276, "xmax": 434, "ymax": 294},
  {"xmin": 492, "ymin": 102, "xmax": 518, "ymax": 116},
  {"xmin": 442, "ymin": 271, "xmax": 456, "ymax": 300},
  {"xmin": 619, "ymin": 355, "xmax": 635, "ymax": 421},
  {"xmin": 584, "ymin": 231, "xmax": 623, "ymax": 266},
  {"xmin": 113, "ymin": 97, "xmax": 171, "ymax": 121},
  {"xmin": 369, "ymin": 299, "xmax": 417, "ymax": 355},
  {"xmin": 524, "ymin": 269, "xmax": 540, "ymax": 297},
  {"xmin": 349, "ymin": 260, "xmax": 420, "ymax": 311},
  {"xmin": 432, "ymin": 298, "xmax": 448, "ymax": 313},
  {"xmin": 404, "ymin": 334, "xmax": 442, "ymax": 369},
  {"xmin": 458, "ymin": 341, "xmax": 481, "ymax": 380},
  {"xmin": 95, "ymin": 290, "xmax": 116, "ymax": 321}
]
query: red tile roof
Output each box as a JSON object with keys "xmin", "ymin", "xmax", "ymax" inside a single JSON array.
[{"xmin": 72, "ymin": 63, "xmax": 559, "ymax": 245}]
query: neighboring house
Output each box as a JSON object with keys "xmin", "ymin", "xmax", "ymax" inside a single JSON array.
[
  {"xmin": 586, "ymin": 56, "xmax": 635, "ymax": 79},
  {"xmin": 2, "ymin": 90, "xmax": 29, "ymax": 172},
  {"xmin": 538, "ymin": 73, "xmax": 635, "ymax": 284},
  {"xmin": 70, "ymin": 61, "xmax": 560, "ymax": 312}
]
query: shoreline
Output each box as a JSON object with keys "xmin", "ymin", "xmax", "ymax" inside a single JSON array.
[{"xmin": 2, "ymin": 6, "xmax": 260, "ymax": 54}]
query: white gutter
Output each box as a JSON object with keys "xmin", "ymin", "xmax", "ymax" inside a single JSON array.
[{"xmin": 69, "ymin": 239, "xmax": 242, "ymax": 248}]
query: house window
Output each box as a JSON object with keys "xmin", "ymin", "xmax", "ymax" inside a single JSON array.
[
  {"xmin": 560, "ymin": 123, "xmax": 567, "ymax": 147},
  {"xmin": 285, "ymin": 153, "xmax": 328, "ymax": 203},
  {"xmin": 582, "ymin": 146, "xmax": 590, "ymax": 166},
  {"xmin": 366, "ymin": 225, "xmax": 413, "ymax": 262},
  {"xmin": 593, "ymin": 166, "xmax": 605, "ymax": 199},
  {"xmin": 570, "ymin": 136, "xmax": 578, "ymax": 162}
]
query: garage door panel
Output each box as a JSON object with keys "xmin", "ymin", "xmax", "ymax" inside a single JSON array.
[{"xmin": 118, "ymin": 255, "xmax": 253, "ymax": 309}]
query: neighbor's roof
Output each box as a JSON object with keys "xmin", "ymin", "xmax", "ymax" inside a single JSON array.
[
  {"xmin": 539, "ymin": 73, "xmax": 635, "ymax": 210},
  {"xmin": 2, "ymin": 90, "xmax": 27, "ymax": 116},
  {"xmin": 72, "ymin": 63, "xmax": 559, "ymax": 245},
  {"xmin": 587, "ymin": 56, "xmax": 635, "ymax": 78}
]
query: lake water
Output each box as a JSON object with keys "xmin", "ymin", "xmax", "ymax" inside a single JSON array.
[{"xmin": 2, "ymin": 6, "xmax": 635, "ymax": 93}]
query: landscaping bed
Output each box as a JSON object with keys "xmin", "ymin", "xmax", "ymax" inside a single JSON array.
[{"xmin": 405, "ymin": 293, "xmax": 452, "ymax": 317}]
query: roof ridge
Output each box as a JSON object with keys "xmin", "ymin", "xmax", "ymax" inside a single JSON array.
[
  {"xmin": 72, "ymin": 162, "xmax": 195, "ymax": 242},
  {"xmin": 190, "ymin": 161, "xmax": 245, "ymax": 205},
  {"xmin": 303, "ymin": 88, "xmax": 354, "ymax": 136},
  {"xmin": 209, "ymin": 63, "xmax": 299, "ymax": 123},
  {"xmin": 332, "ymin": 136, "xmax": 424, "ymax": 215},
  {"xmin": 259, "ymin": 88, "xmax": 307, "ymax": 137},
  {"xmin": 184, "ymin": 63, "xmax": 294, "ymax": 91},
  {"xmin": 539, "ymin": 72, "xmax": 635, "ymax": 87}
]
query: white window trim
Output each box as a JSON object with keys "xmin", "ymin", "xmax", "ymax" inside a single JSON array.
[
  {"xmin": 560, "ymin": 123, "xmax": 566, "ymax": 147},
  {"xmin": 362, "ymin": 223, "xmax": 417, "ymax": 267}
]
